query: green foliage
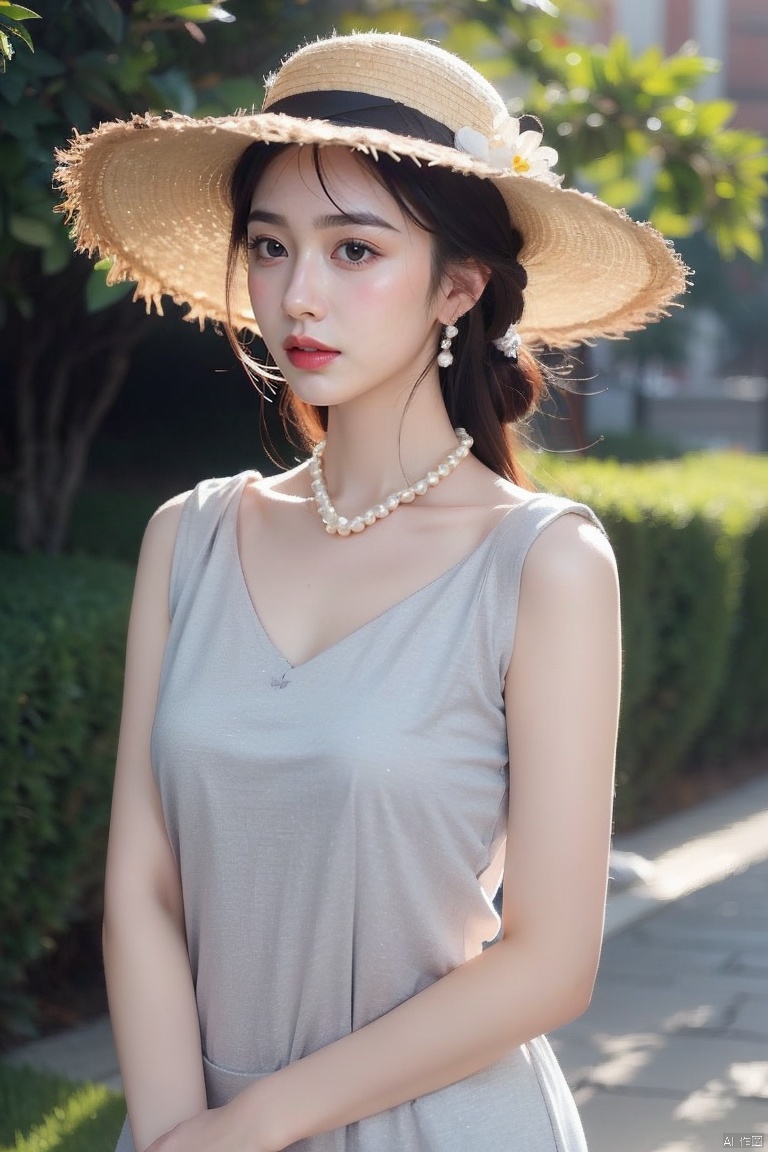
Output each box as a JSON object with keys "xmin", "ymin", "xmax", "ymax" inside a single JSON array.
[
  {"xmin": 0, "ymin": 554, "xmax": 133, "ymax": 1029},
  {"xmin": 530, "ymin": 451, "xmax": 768, "ymax": 827},
  {"xmin": 518, "ymin": 31, "xmax": 768, "ymax": 259},
  {"xmin": 86, "ymin": 258, "xmax": 135, "ymax": 314},
  {"xmin": 588, "ymin": 430, "xmax": 681, "ymax": 463},
  {"xmin": 0, "ymin": 1063, "xmax": 124, "ymax": 1152},
  {"xmin": 0, "ymin": 0, "xmax": 240, "ymax": 318},
  {"xmin": 0, "ymin": 2, "xmax": 39, "ymax": 72}
]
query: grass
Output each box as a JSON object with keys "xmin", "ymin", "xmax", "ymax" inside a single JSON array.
[{"xmin": 0, "ymin": 1064, "xmax": 125, "ymax": 1152}]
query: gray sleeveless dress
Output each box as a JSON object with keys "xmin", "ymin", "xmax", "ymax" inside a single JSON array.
[{"xmin": 115, "ymin": 470, "xmax": 605, "ymax": 1151}]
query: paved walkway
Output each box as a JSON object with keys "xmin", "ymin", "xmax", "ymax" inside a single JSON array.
[
  {"xmin": 552, "ymin": 856, "xmax": 768, "ymax": 1150},
  {"xmin": 5, "ymin": 771, "xmax": 768, "ymax": 1150}
]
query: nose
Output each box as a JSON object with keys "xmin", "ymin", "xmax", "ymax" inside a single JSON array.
[{"xmin": 281, "ymin": 254, "xmax": 327, "ymax": 321}]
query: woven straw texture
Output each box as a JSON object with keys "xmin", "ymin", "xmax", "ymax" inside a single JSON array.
[{"xmin": 55, "ymin": 32, "xmax": 687, "ymax": 348}]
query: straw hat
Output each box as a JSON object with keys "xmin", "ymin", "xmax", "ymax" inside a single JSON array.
[{"xmin": 55, "ymin": 31, "xmax": 687, "ymax": 349}]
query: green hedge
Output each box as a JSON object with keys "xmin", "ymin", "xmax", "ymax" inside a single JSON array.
[
  {"xmin": 698, "ymin": 513, "xmax": 768, "ymax": 758},
  {"xmin": 531, "ymin": 451, "xmax": 768, "ymax": 826},
  {"xmin": 0, "ymin": 554, "xmax": 133, "ymax": 1033}
]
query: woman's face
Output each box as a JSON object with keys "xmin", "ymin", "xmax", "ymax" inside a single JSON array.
[{"xmin": 245, "ymin": 145, "xmax": 448, "ymax": 413}]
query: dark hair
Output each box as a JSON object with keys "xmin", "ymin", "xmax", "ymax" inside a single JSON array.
[{"xmin": 225, "ymin": 142, "xmax": 546, "ymax": 483}]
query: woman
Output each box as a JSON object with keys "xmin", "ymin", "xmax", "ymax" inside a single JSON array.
[{"xmin": 56, "ymin": 32, "xmax": 685, "ymax": 1152}]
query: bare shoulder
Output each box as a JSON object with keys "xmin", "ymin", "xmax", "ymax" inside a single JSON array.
[
  {"xmin": 140, "ymin": 489, "xmax": 192, "ymax": 552},
  {"xmin": 251, "ymin": 460, "xmax": 307, "ymax": 498},
  {"xmin": 522, "ymin": 509, "xmax": 618, "ymax": 608},
  {"xmin": 130, "ymin": 489, "xmax": 195, "ymax": 597},
  {"xmin": 509, "ymin": 509, "xmax": 621, "ymax": 694}
]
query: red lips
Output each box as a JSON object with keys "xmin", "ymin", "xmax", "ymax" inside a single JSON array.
[
  {"xmin": 283, "ymin": 335, "xmax": 338, "ymax": 353},
  {"xmin": 283, "ymin": 334, "xmax": 340, "ymax": 370}
]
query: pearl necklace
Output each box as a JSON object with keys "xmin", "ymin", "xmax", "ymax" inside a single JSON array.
[{"xmin": 309, "ymin": 428, "xmax": 474, "ymax": 536}]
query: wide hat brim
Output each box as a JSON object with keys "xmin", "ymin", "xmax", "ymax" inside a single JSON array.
[{"xmin": 56, "ymin": 105, "xmax": 687, "ymax": 350}]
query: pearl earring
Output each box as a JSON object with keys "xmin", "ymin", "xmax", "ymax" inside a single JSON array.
[{"xmin": 437, "ymin": 322, "xmax": 459, "ymax": 368}]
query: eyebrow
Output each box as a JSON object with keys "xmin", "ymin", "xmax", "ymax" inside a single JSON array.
[{"xmin": 246, "ymin": 208, "xmax": 399, "ymax": 232}]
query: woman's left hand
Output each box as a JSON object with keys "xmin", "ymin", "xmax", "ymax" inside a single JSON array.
[{"xmin": 145, "ymin": 1098, "xmax": 274, "ymax": 1152}]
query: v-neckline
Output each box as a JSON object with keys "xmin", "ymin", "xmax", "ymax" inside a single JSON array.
[{"xmin": 230, "ymin": 471, "xmax": 538, "ymax": 672}]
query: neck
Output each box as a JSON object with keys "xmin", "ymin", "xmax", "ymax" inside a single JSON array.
[
  {"xmin": 317, "ymin": 380, "xmax": 460, "ymax": 514},
  {"xmin": 310, "ymin": 423, "xmax": 473, "ymax": 536}
]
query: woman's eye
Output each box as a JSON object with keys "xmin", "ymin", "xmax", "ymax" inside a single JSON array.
[
  {"xmin": 337, "ymin": 241, "xmax": 373, "ymax": 264},
  {"xmin": 248, "ymin": 237, "xmax": 286, "ymax": 259}
]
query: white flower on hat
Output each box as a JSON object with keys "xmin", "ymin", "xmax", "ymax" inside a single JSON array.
[{"xmin": 455, "ymin": 113, "xmax": 562, "ymax": 187}]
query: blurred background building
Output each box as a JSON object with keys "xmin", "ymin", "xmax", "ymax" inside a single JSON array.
[{"xmin": 582, "ymin": 0, "xmax": 768, "ymax": 453}]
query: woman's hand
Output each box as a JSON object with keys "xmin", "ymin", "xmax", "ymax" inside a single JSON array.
[{"xmin": 145, "ymin": 1097, "xmax": 275, "ymax": 1152}]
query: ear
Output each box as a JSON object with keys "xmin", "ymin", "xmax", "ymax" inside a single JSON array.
[{"xmin": 437, "ymin": 260, "xmax": 491, "ymax": 325}]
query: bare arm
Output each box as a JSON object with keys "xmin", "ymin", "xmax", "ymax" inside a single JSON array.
[
  {"xmin": 152, "ymin": 512, "xmax": 620, "ymax": 1152},
  {"xmin": 104, "ymin": 495, "xmax": 207, "ymax": 1151}
]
